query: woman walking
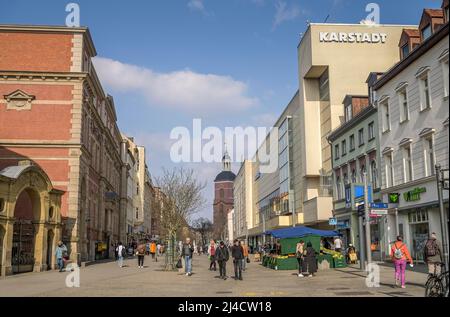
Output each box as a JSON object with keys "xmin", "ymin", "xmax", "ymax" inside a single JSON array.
[
  {"xmin": 296, "ymin": 240, "xmax": 305, "ymax": 277},
  {"xmin": 208, "ymin": 240, "xmax": 217, "ymax": 271},
  {"xmin": 391, "ymin": 236, "xmax": 414, "ymax": 288},
  {"xmin": 301, "ymin": 242, "xmax": 318, "ymax": 277}
]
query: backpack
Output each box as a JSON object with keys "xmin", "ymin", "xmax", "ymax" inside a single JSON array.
[
  {"xmin": 393, "ymin": 243, "xmax": 405, "ymax": 259},
  {"xmin": 425, "ymin": 239, "xmax": 438, "ymax": 257}
]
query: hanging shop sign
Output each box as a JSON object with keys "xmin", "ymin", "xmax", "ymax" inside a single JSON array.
[
  {"xmin": 319, "ymin": 32, "xmax": 387, "ymax": 44},
  {"xmin": 403, "ymin": 187, "xmax": 426, "ymax": 202},
  {"xmin": 388, "ymin": 193, "xmax": 400, "ymax": 204}
]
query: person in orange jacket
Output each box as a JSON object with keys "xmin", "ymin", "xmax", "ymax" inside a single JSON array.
[
  {"xmin": 150, "ymin": 241, "xmax": 157, "ymax": 262},
  {"xmin": 241, "ymin": 242, "xmax": 249, "ymax": 271},
  {"xmin": 391, "ymin": 235, "xmax": 414, "ymax": 289}
]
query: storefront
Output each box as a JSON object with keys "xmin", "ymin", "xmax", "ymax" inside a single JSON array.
[{"xmin": 382, "ymin": 181, "xmax": 448, "ymax": 262}]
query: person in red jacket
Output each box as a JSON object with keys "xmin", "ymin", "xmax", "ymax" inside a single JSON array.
[{"xmin": 391, "ymin": 236, "xmax": 414, "ymax": 289}]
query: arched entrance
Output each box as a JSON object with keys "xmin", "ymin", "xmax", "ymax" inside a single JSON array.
[
  {"xmin": 47, "ymin": 229, "xmax": 54, "ymax": 270},
  {"xmin": 12, "ymin": 188, "xmax": 40, "ymax": 274},
  {"xmin": 0, "ymin": 161, "xmax": 64, "ymax": 276}
]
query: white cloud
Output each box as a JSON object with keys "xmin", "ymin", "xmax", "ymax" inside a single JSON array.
[
  {"xmin": 251, "ymin": 113, "xmax": 278, "ymax": 127},
  {"xmin": 187, "ymin": 0, "xmax": 212, "ymax": 16},
  {"xmin": 272, "ymin": 0, "xmax": 303, "ymax": 29},
  {"xmin": 93, "ymin": 57, "xmax": 259, "ymax": 115}
]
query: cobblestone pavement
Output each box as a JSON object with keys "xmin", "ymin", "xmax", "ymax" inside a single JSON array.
[{"xmin": 0, "ymin": 254, "xmax": 428, "ymax": 297}]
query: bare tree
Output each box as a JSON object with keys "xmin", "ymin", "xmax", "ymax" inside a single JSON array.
[
  {"xmin": 191, "ymin": 217, "xmax": 213, "ymax": 246},
  {"xmin": 153, "ymin": 167, "xmax": 206, "ymax": 270}
]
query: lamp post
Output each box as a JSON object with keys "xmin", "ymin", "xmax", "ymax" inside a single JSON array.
[
  {"xmin": 364, "ymin": 172, "xmax": 372, "ymax": 266},
  {"xmin": 435, "ymin": 164, "xmax": 449, "ymax": 272}
]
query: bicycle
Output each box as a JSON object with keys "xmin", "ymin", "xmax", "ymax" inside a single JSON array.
[{"xmin": 425, "ymin": 262, "xmax": 449, "ymax": 297}]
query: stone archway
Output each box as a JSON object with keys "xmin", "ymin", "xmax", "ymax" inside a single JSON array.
[
  {"xmin": 0, "ymin": 161, "xmax": 64, "ymax": 276},
  {"xmin": 0, "ymin": 225, "xmax": 5, "ymax": 276}
]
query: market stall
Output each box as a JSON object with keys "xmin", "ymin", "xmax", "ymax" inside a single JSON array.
[{"xmin": 262, "ymin": 226, "xmax": 347, "ymax": 270}]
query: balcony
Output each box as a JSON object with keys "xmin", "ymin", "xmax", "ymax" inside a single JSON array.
[{"xmin": 303, "ymin": 196, "xmax": 333, "ymax": 225}]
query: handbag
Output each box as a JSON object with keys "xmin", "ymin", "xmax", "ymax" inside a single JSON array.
[
  {"xmin": 176, "ymin": 258, "xmax": 183, "ymax": 269},
  {"xmin": 246, "ymin": 257, "xmax": 250, "ymax": 264}
]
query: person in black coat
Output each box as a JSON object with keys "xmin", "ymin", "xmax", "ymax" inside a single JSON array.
[
  {"xmin": 301, "ymin": 242, "xmax": 318, "ymax": 277},
  {"xmin": 215, "ymin": 241, "xmax": 230, "ymax": 280},
  {"xmin": 231, "ymin": 240, "xmax": 244, "ymax": 280}
]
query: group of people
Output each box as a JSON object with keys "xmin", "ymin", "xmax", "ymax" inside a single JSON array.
[
  {"xmin": 179, "ymin": 238, "xmax": 249, "ymax": 280},
  {"xmin": 115, "ymin": 240, "xmax": 163, "ymax": 268},
  {"xmin": 295, "ymin": 241, "xmax": 318, "ymax": 277}
]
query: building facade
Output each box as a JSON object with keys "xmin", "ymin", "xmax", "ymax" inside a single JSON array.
[
  {"xmin": 0, "ymin": 25, "xmax": 125, "ymax": 264},
  {"xmin": 233, "ymin": 160, "xmax": 254, "ymax": 241},
  {"xmin": 213, "ymin": 151, "xmax": 235, "ymax": 240},
  {"xmin": 373, "ymin": 2, "xmax": 449, "ymax": 261}
]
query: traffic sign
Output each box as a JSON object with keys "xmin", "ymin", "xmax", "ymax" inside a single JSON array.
[
  {"xmin": 329, "ymin": 217, "xmax": 337, "ymax": 226},
  {"xmin": 370, "ymin": 202, "xmax": 388, "ymax": 209},
  {"xmin": 357, "ymin": 204, "xmax": 365, "ymax": 217},
  {"xmin": 370, "ymin": 209, "xmax": 388, "ymax": 216}
]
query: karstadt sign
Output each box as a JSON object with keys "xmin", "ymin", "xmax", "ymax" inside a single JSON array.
[{"xmin": 319, "ymin": 32, "xmax": 388, "ymax": 44}]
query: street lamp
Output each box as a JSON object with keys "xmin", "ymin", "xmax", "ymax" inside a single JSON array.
[{"xmin": 435, "ymin": 164, "xmax": 449, "ymax": 272}]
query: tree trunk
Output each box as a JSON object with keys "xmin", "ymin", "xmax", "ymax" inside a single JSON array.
[{"xmin": 164, "ymin": 230, "xmax": 177, "ymax": 271}]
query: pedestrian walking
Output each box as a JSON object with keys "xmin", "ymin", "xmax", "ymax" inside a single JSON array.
[
  {"xmin": 55, "ymin": 241, "xmax": 68, "ymax": 272},
  {"xmin": 116, "ymin": 242, "xmax": 125, "ymax": 268},
  {"xmin": 215, "ymin": 241, "xmax": 229, "ymax": 280},
  {"xmin": 301, "ymin": 242, "xmax": 318, "ymax": 277},
  {"xmin": 208, "ymin": 240, "xmax": 217, "ymax": 271},
  {"xmin": 296, "ymin": 240, "xmax": 305, "ymax": 277},
  {"xmin": 241, "ymin": 242, "xmax": 249, "ymax": 271},
  {"xmin": 391, "ymin": 235, "xmax": 414, "ymax": 289},
  {"xmin": 231, "ymin": 239, "xmax": 244, "ymax": 280},
  {"xmin": 150, "ymin": 241, "xmax": 157, "ymax": 262},
  {"xmin": 157, "ymin": 243, "xmax": 161, "ymax": 257},
  {"xmin": 136, "ymin": 243, "xmax": 146, "ymax": 268},
  {"xmin": 424, "ymin": 232, "xmax": 443, "ymax": 275},
  {"xmin": 181, "ymin": 237, "xmax": 194, "ymax": 276},
  {"xmin": 145, "ymin": 241, "xmax": 150, "ymax": 256},
  {"xmin": 334, "ymin": 236, "xmax": 343, "ymax": 253}
]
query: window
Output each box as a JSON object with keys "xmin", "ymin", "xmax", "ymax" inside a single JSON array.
[
  {"xmin": 345, "ymin": 103, "xmax": 352, "ymax": 122},
  {"xmin": 421, "ymin": 24, "xmax": 432, "ymax": 40},
  {"xmin": 351, "ymin": 169, "xmax": 357, "ymax": 183},
  {"xmin": 419, "ymin": 73, "xmax": 432, "ymax": 110},
  {"xmin": 349, "ymin": 134, "xmax": 355, "ymax": 151},
  {"xmin": 381, "ymin": 101, "xmax": 391, "ymax": 132},
  {"xmin": 319, "ymin": 70, "xmax": 330, "ymax": 101},
  {"xmin": 220, "ymin": 189, "xmax": 224, "ymax": 200},
  {"xmin": 385, "ymin": 153, "xmax": 394, "ymax": 187},
  {"xmin": 358, "ymin": 128, "xmax": 364, "ymax": 146},
  {"xmin": 343, "ymin": 173, "xmax": 348, "ymax": 185},
  {"xmin": 442, "ymin": 55, "xmax": 449, "ymax": 98},
  {"xmin": 360, "ymin": 164, "xmax": 366, "ymax": 182},
  {"xmin": 403, "ymin": 145, "xmax": 413, "ymax": 182},
  {"xmin": 336, "ymin": 176, "xmax": 342, "ymax": 200},
  {"xmin": 401, "ymin": 44, "xmax": 409, "ymax": 59},
  {"xmin": 368, "ymin": 122, "xmax": 375, "ymax": 140},
  {"xmin": 334, "ymin": 144, "xmax": 340, "ymax": 160},
  {"xmin": 136, "ymin": 208, "xmax": 139, "ymax": 219},
  {"xmin": 370, "ymin": 160, "xmax": 378, "ymax": 188},
  {"xmin": 342, "ymin": 140, "xmax": 347, "ymax": 156},
  {"xmin": 398, "ymin": 89, "xmax": 409, "ymax": 122},
  {"xmin": 424, "ymin": 137, "xmax": 435, "ymax": 176}
]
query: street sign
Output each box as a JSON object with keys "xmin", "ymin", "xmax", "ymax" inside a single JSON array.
[
  {"xmin": 370, "ymin": 209, "xmax": 388, "ymax": 216},
  {"xmin": 370, "ymin": 202, "xmax": 388, "ymax": 209},
  {"xmin": 329, "ymin": 217, "xmax": 337, "ymax": 226}
]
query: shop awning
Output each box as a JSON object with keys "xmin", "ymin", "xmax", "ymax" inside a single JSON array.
[{"xmin": 266, "ymin": 226, "xmax": 340, "ymax": 239}]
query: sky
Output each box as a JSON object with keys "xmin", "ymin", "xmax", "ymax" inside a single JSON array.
[{"xmin": 0, "ymin": 0, "xmax": 442, "ymax": 221}]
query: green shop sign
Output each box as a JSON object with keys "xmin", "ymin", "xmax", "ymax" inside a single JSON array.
[
  {"xmin": 389, "ymin": 193, "xmax": 400, "ymax": 204},
  {"xmin": 403, "ymin": 187, "xmax": 426, "ymax": 202}
]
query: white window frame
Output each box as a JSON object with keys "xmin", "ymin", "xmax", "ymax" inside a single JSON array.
[
  {"xmin": 384, "ymin": 152, "xmax": 394, "ymax": 188},
  {"xmin": 396, "ymin": 84, "xmax": 409, "ymax": 123},
  {"xmin": 422, "ymin": 133, "xmax": 436, "ymax": 177},
  {"xmin": 439, "ymin": 50, "xmax": 449, "ymax": 98},
  {"xmin": 417, "ymin": 68, "xmax": 432, "ymax": 111},
  {"xmin": 380, "ymin": 97, "xmax": 391, "ymax": 133},
  {"xmin": 402, "ymin": 144, "xmax": 413, "ymax": 183}
]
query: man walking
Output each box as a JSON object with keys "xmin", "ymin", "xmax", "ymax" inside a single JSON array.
[
  {"xmin": 116, "ymin": 242, "xmax": 125, "ymax": 268},
  {"xmin": 424, "ymin": 232, "xmax": 443, "ymax": 275},
  {"xmin": 55, "ymin": 241, "xmax": 68, "ymax": 272},
  {"xmin": 136, "ymin": 242, "xmax": 146, "ymax": 268},
  {"xmin": 231, "ymin": 239, "xmax": 244, "ymax": 280},
  {"xmin": 215, "ymin": 241, "xmax": 229, "ymax": 280},
  {"xmin": 334, "ymin": 236, "xmax": 343, "ymax": 253},
  {"xmin": 181, "ymin": 237, "xmax": 194, "ymax": 276}
]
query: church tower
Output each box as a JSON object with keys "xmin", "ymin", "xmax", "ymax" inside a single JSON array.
[{"xmin": 213, "ymin": 147, "xmax": 235, "ymax": 240}]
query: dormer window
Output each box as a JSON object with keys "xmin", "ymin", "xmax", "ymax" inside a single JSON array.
[
  {"xmin": 422, "ymin": 24, "xmax": 432, "ymax": 40},
  {"xmin": 401, "ymin": 43, "xmax": 410, "ymax": 59}
]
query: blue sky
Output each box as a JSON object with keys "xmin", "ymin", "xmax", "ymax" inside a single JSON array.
[{"xmin": 0, "ymin": 0, "xmax": 441, "ymax": 220}]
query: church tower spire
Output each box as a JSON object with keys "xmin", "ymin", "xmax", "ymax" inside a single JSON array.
[{"xmin": 222, "ymin": 143, "xmax": 231, "ymax": 171}]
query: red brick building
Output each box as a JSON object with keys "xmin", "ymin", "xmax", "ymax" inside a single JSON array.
[
  {"xmin": 213, "ymin": 151, "xmax": 235, "ymax": 240},
  {"xmin": 0, "ymin": 25, "xmax": 125, "ymax": 263}
]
